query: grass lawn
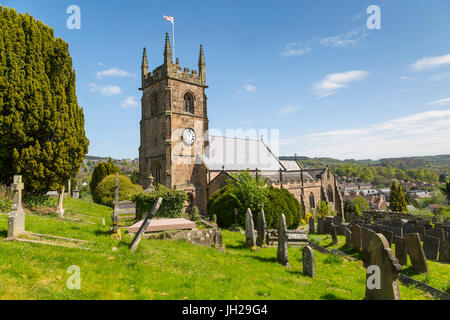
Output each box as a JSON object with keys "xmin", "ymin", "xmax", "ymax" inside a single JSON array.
[{"xmin": 0, "ymin": 199, "xmax": 438, "ymax": 300}]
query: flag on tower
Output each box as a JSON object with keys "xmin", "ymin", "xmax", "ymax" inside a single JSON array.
[{"xmin": 163, "ymin": 15, "xmax": 174, "ymax": 24}]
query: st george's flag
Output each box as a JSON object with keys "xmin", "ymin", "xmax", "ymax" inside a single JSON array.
[{"xmin": 163, "ymin": 15, "xmax": 174, "ymax": 24}]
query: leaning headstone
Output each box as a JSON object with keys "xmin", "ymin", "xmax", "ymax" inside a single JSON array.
[
  {"xmin": 317, "ymin": 218, "xmax": 324, "ymax": 234},
  {"xmin": 277, "ymin": 214, "xmax": 289, "ymax": 267},
  {"xmin": 414, "ymin": 225, "xmax": 425, "ymax": 241},
  {"xmin": 425, "ymin": 228, "xmax": 445, "ymax": 242},
  {"xmin": 7, "ymin": 175, "xmax": 26, "ymax": 239},
  {"xmin": 379, "ymin": 229, "xmax": 394, "ymax": 247},
  {"xmin": 394, "ymin": 236, "xmax": 407, "ymax": 266},
  {"xmin": 405, "ymin": 233, "xmax": 429, "ymax": 273},
  {"xmin": 423, "ymin": 235, "xmax": 440, "ymax": 261},
  {"xmin": 129, "ymin": 197, "xmax": 163, "ymax": 253},
  {"xmin": 345, "ymin": 228, "xmax": 352, "ymax": 248},
  {"xmin": 309, "ymin": 217, "xmax": 315, "ymax": 234},
  {"xmin": 256, "ymin": 208, "xmax": 266, "ymax": 247},
  {"xmin": 364, "ymin": 232, "xmax": 402, "ymax": 300},
  {"xmin": 56, "ymin": 186, "xmax": 65, "ymax": 217},
  {"xmin": 330, "ymin": 223, "xmax": 338, "ymax": 245},
  {"xmin": 352, "ymin": 224, "xmax": 362, "ymax": 251},
  {"xmin": 245, "ymin": 208, "xmax": 256, "ymax": 248},
  {"xmin": 438, "ymin": 241, "xmax": 450, "ymax": 263},
  {"xmin": 302, "ymin": 246, "xmax": 315, "ymax": 278}
]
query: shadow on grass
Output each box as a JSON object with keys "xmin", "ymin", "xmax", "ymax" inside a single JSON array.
[
  {"xmin": 320, "ymin": 293, "xmax": 348, "ymax": 300},
  {"xmin": 94, "ymin": 229, "xmax": 112, "ymax": 237},
  {"xmin": 401, "ymin": 266, "xmax": 428, "ymax": 277},
  {"xmin": 0, "ymin": 230, "xmax": 6, "ymax": 239},
  {"xmin": 250, "ymin": 256, "xmax": 277, "ymax": 264}
]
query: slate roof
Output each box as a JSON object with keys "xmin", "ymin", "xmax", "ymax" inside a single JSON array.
[{"xmin": 279, "ymin": 160, "xmax": 302, "ymax": 172}]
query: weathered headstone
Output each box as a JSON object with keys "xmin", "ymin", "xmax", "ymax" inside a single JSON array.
[
  {"xmin": 309, "ymin": 217, "xmax": 315, "ymax": 234},
  {"xmin": 245, "ymin": 208, "xmax": 256, "ymax": 247},
  {"xmin": 414, "ymin": 225, "xmax": 425, "ymax": 241},
  {"xmin": 393, "ymin": 236, "xmax": 407, "ymax": 266},
  {"xmin": 425, "ymin": 228, "xmax": 445, "ymax": 242},
  {"xmin": 302, "ymin": 246, "xmax": 315, "ymax": 278},
  {"xmin": 423, "ymin": 235, "xmax": 440, "ymax": 261},
  {"xmin": 405, "ymin": 233, "xmax": 429, "ymax": 273},
  {"xmin": 277, "ymin": 214, "xmax": 289, "ymax": 267},
  {"xmin": 330, "ymin": 223, "xmax": 338, "ymax": 245},
  {"xmin": 256, "ymin": 207, "xmax": 266, "ymax": 247},
  {"xmin": 324, "ymin": 216, "xmax": 334, "ymax": 233},
  {"xmin": 364, "ymin": 232, "xmax": 402, "ymax": 300},
  {"xmin": 7, "ymin": 175, "xmax": 25, "ymax": 239},
  {"xmin": 56, "ymin": 186, "xmax": 65, "ymax": 217},
  {"xmin": 352, "ymin": 224, "xmax": 362, "ymax": 251},
  {"xmin": 67, "ymin": 178, "xmax": 71, "ymax": 198},
  {"xmin": 438, "ymin": 240, "xmax": 450, "ymax": 263},
  {"xmin": 379, "ymin": 229, "xmax": 393, "ymax": 247},
  {"xmin": 403, "ymin": 221, "xmax": 415, "ymax": 234},
  {"xmin": 129, "ymin": 197, "xmax": 162, "ymax": 253},
  {"xmin": 345, "ymin": 228, "xmax": 352, "ymax": 248},
  {"xmin": 317, "ymin": 218, "xmax": 324, "ymax": 234},
  {"xmin": 360, "ymin": 227, "xmax": 371, "ymax": 253}
]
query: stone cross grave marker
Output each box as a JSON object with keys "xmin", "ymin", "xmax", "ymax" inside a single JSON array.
[
  {"xmin": 256, "ymin": 207, "xmax": 266, "ymax": 247},
  {"xmin": 245, "ymin": 208, "xmax": 256, "ymax": 247},
  {"xmin": 309, "ymin": 217, "xmax": 315, "ymax": 234},
  {"xmin": 129, "ymin": 197, "xmax": 163, "ymax": 253},
  {"xmin": 423, "ymin": 235, "xmax": 440, "ymax": 261},
  {"xmin": 364, "ymin": 232, "xmax": 402, "ymax": 300},
  {"xmin": 405, "ymin": 233, "xmax": 429, "ymax": 273},
  {"xmin": 302, "ymin": 246, "xmax": 315, "ymax": 278},
  {"xmin": 7, "ymin": 175, "xmax": 25, "ymax": 239},
  {"xmin": 394, "ymin": 236, "xmax": 407, "ymax": 266},
  {"xmin": 277, "ymin": 214, "xmax": 289, "ymax": 267},
  {"xmin": 330, "ymin": 223, "xmax": 338, "ymax": 245}
]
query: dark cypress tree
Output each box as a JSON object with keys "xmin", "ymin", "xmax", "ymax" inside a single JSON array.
[
  {"xmin": 0, "ymin": 6, "xmax": 89, "ymax": 192},
  {"xmin": 389, "ymin": 181, "xmax": 408, "ymax": 213},
  {"xmin": 90, "ymin": 160, "xmax": 120, "ymax": 204}
]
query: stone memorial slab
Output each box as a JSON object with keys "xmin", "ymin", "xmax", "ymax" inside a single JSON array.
[
  {"xmin": 256, "ymin": 208, "xmax": 266, "ymax": 247},
  {"xmin": 128, "ymin": 217, "xmax": 196, "ymax": 233},
  {"xmin": 394, "ymin": 236, "xmax": 407, "ymax": 266},
  {"xmin": 129, "ymin": 197, "xmax": 162, "ymax": 253},
  {"xmin": 302, "ymin": 246, "xmax": 315, "ymax": 278},
  {"xmin": 365, "ymin": 232, "xmax": 402, "ymax": 300},
  {"xmin": 405, "ymin": 233, "xmax": 429, "ymax": 273},
  {"xmin": 423, "ymin": 235, "xmax": 440, "ymax": 261},
  {"xmin": 245, "ymin": 208, "xmax": 256, "ymax": 247},
  {"xmin": 277, "ymin": 214, "xmax": 289, "ymax": 267}
]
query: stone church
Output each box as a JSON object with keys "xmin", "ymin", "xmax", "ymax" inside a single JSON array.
[{"xmin": 138, "ymin": 33, "xmax": 344, "ymax": 219}]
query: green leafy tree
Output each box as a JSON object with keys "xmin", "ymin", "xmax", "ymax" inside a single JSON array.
[
  {"xmin": 0, "ymin": 7, "xmax": 89, "ymax": 192},
  {"xmin": 229, "ymin": 170, "xmax": 268, "ymax": 214},
  {"xmin": 95, "ymin": 174, "xmax": 142, "ymax": 207},
  {"xmin": 90, "ymin": 160, "xmax": 120, "ymax": 203},
  {"xmin": 389, "ymin": 181, "xmax": 408, "ymax": 212}
]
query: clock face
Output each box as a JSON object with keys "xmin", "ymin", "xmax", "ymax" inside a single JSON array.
[{"xmin": 182, "ymin": 128, "xmax": 196, "ymax": 146}]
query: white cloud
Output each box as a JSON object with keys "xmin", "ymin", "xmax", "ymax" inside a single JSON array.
[
  {"xmin": 313, "ymin": 70, "xmax": 369, "ymax": 98},
  {"xmin": 279, "ymin": 47, "xmax": 312, "ymax": 57},
  {"xmin": 96, "ymin": 68, "xmax": 135, "ymax": 79},
  {"xmin": 280, "ymin": 109, "xmax": 450, "ymax": 160},
  {"xmin": 89, "ymin": 83, "xmax": 122, "ymax": 96},
  {"xmin": 428, "ymin": 97, "xmax": 450, "ymax": 107},
  {"xmin": 320, "ymin": 27, "xmax": 369, "ymax": 48},
  {"xmin": 428, "ymin": 72, "xmax": 450, "ymax": 81},
  {"xmin": 121, "ymin": 96, "xmax": 139, "ymax": 108},
  {"xmin": 244, "ymin": 84, "xmax": 256, "ymax": 92},
  {"xmin": 411, "ymin": 54, "xmax": 450, "ymax": 72},
  {"xmin": 278, "ymin": 105, "xmax": 300, "ymax": 115},
  {"xmin": 240, "ymin": 120, "xmax": 252, "ymax": 125},
  {"xmin": 98, "ymin": 62, "xmax": 104, "ymax": 67}
]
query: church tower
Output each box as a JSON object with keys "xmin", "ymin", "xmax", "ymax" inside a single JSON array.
[{"xmin": 139, "ymin": 33, "xmax": 209, "ymax": 208}]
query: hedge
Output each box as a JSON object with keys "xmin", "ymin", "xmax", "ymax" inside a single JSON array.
[
  {"xmin": 132, "ymin": 185, "xmax": 188, "ymax": 219},
  {"xmin": 96, "ymin": 174, "xmax": 142, "ymax": 207}
]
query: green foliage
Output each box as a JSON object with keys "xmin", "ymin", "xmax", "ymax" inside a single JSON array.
[
  {"xmin": 0, "ymin": 7, "xmax": 89, "ymax": 192},
  {"xmin": 389, "ymin": 181, "xmax": 408, "ymax": 212},
  {"xmin": 323, "ymin": 254, "xmax": 343, "ymax": 265},
  {"xmin": 0, "ymin": 184, "xmax": 13, "ymax": 213},
  {"xmin": 90, "ymin": 160, "xmax": 120, "ymax": 203},
  {"xmin": 132, "ymin": 185, "xmax": 188, "ymax": 219},
  {"xmin": 229, "ymin": 170, "xmax": 268, "ymax": 214},
  {"xmin": 316, "ymin": 200, "xmax": 330, "ymax": 218},
  {"xmin": 95, "ymin": 174, "xmax": 142, "ymax": 207},
  {"xmin": 263, "ymin": 186, "xmax": 301, "ymax": 229},
  {"xmin": 208, "ymin": 184, "xmax": 242, "ymax": 227},
  {"xmin": 130, "ymin": 170, "xmax": 139, "ymax": 184},
  {"xmin": 185, "ymin": 205, "xmax": 201, "ymax": 222},
  {"xmin": 23, "ymin": 194, "xmax": 57, "ymax": 209}
]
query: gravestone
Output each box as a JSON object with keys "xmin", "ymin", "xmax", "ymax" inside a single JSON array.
[
  {"xmin": 129, "ymin": 197, "xmax": 162, "ymax": 253},
  {"xmin": 423, "ymin": 235, "xmax": 440, "ymax": 261},
  {"xmin": 309, "ymin": 217, "xmax": 315, "ymax": 234},
  {"xmin": 67, "ymin": 178, "xmax": 71, "ymax": 198},
  {"xmin": 403, "ymin": 221, "xmax": 415, "ymax": 234},
  {"xmin": 324, "ymin": 216, "xmax": 334, "ymax": 233},
  {"xmin": 7, "ymin": 175, "xmax": 26, "ymax": 239},
  {"xmin": 333, "ymin": 215, "xmax": 342, "ymax": 226},
  {"xmin": 438, "ymin": 241, "xmax": 450, "ymax": 263},
  {"xmin": 317, "ymin": 218, "xmax": 324, "ymax": 234},
  {"xmin": 352, "ymin": 224, "xmax": 362, "ymax": 251},
  {"xmin": 394, "ymin": 236, "xmax": 407, "ymax": 266},
  {"xmin": 56, "ymin": 186, "xmax": 65, "ymax": 217},
  {"xmin": 73, "ymin": 182, "xmax": 80, "ymax": 199},
  {"xmin": 245, "ymin": 208, "xmax": 256, "ymax": 247},
  {"xmin": 360, "ymin": 227, "xmax": 371, "ymax": 253},
  {"xmin": 302, "ymin": 246, "xmax": 315, "ymax": 278},
  {"xmin": 379, "ymin": 229, "xmax": 393, "ymax": 247},
  {"xmin": 256, "ymin": 208, "xmax": 266, "ymax": 247},
  {"xmin": 330, "ymin": 223, "xmax": 338, "ymax": 245},
  {"xmin": 364, "ymin": 232, "xmax": 402, "ymax": 300},
  {"xmin": 405, "ymin": 233, "xmax": 429, "ymax": 273},
  {"xmin": 413, "ymin": 225, "xmax": 425, "ymax": 241},
  {"xmin": 425, "ymin": 228, "xmax": 445, "ymax": 242},
  {"xmin": 345, "ymin": 228, "xmax": 352, "ymax": 248},
  {"xmin": 277, "ymin": 214, "xmax": 289, "ymax": 267}
]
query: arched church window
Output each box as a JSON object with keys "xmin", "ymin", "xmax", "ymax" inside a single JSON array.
[
  {"xmin": 151, "ymin": 161, "xmax": 161, "ymax": 185},
  {"xmin": 309, "ymin": 193, "xmax": 315, "ymax": 209},
  {"xmin": 151, "ymin": 94, "xmax": 159, "ymax": 116},
  {"xmin": 184, "ymin": 92, "xmax": 194, "ymax": 113},
  {"xmin": 327, "ymin": 185, "xmax": 334, "ymax": 203}
]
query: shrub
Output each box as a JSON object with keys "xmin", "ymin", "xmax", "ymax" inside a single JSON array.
[
  {"xmin": 90, "ymin": 160, "xmax": 120, "ymax": 203},
  {"xmin": 132, "ymin": 185, "xmax": 188, "ymax": 219},
  {"xmin": 209, "ymin": 184, "xmax": 242, "ymax": 227},
  {"xmin": 186, "ymin": 205, "xmax": 201, "ymax": 222},
  {"xmin": 0, "ymin": 184, "xmax": 13, "ymax": 213},
  {"xmin": 23, "ymin": 194, "xmax": 57, "ymax": 209},
  {"xmin": 96, "ymin": 174, "xmax": 142, "ymax": 207},
  {"xmin": 263, "ymin": 187, "xmax": 301, "ymax": 229}
]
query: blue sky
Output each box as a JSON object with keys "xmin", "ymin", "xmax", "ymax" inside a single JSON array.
[{"xmin": 2, "ymin": 0, "xmax": 450, "ymax": 160}]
